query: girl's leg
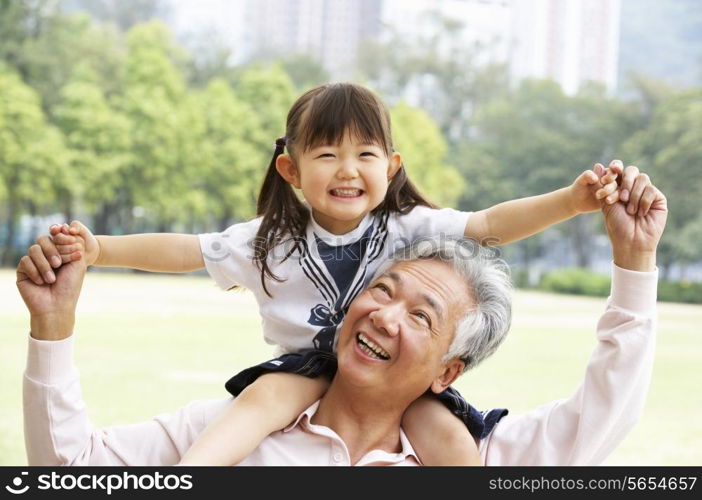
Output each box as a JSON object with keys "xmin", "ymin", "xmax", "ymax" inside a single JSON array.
[
  {"xmin": 402, "ymin": 394, "xmax": 482, "ymax": 466},
  {"xmin": 179, "ymin": 372, "xmax": 329, "ymax": 465}
]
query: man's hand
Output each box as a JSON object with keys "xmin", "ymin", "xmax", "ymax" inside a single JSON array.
[
  {"xmin": 599, "ymin": 165, "xmax": 667, "ymax": 272},
  {"xmin": 17, "ymin": 250, "xmax": 88, "ymax": 341}
]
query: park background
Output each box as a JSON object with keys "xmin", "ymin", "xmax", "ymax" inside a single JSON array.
[{"xmin": 1, "ymin": 0, "xmax": 701, "ymax": 465}]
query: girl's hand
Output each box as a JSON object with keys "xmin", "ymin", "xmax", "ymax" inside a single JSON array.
[
  {"xmin": 569, "ymin": 159, "xmax": 621, "ymax": 214},
  {"xmin": 49, "ymin": 221, "xmax": 101, "ymax": 266}
]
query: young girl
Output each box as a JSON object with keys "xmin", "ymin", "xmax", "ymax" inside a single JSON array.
[{"xmin": 47, "ymin": 83, "xmax": 619, "ymax": 465}]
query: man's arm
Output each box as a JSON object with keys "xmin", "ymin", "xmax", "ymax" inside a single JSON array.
[
  {"xmin": 16, "ymin": 243, "xmax": 218, "ymax": 465},
  {"xmin": 23, "ymin": 334, "xmax": 229, "ymax": 465},
  {"xmin": 480, "ymin": 263, "xmax": 657, "ymax": 465},
  {"xmin": 481, "ymin": 168, "xmax": 666, "ymax": 465}
]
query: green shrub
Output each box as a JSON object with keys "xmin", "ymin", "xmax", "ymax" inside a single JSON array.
[
  {"xmin": 539, "ymin": 268, "xmax": 702, "ymax": 304},
  {"xmin": 658, "ymin": 280, "xmax": 702, "ymax": 304},
  {"xmin": 540, "ymin": 268, "xmax": 612, "ymax": 297}
]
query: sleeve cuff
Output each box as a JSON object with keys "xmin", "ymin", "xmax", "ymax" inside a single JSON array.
[
  {"xmin": 458, "ymin": 211, "xmax": 472, "ymax": 238},
  {"xmin": 610, "ymin": 262, "xmax": 658, "ymax": 315},
  {"xmin": 25, "ymin": 333, "xmax": 76, "ymax": 384},
  {"xmin": 198, "ymin": 233, "xmax": 233, "ymax": 290}
]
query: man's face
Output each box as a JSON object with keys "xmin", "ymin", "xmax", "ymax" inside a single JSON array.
[{"xmin": 336, "ymin": 258, "xmax": 472, "ymax": 403}]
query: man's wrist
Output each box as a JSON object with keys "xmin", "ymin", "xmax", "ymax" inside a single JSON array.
[
  {"xmin": 612, "ymin": 249, "xmax": 656, "ymax": 272},
  {"xmin": 30, "ymin": 313, "xmax": 75, "ymax": 341}
]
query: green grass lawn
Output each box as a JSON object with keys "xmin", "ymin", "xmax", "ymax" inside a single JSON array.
[{"xmin": 1, "ymin": 269, "xmax": 700, "ymax": 465}]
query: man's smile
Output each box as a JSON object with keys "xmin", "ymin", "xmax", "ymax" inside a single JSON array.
[{"xmin": 356, "ymin": 332, "xmax": 391, "ymax": 360}]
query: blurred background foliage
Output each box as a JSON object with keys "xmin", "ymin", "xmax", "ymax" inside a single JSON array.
[{"xmin": 1, "ymin": 0, "xmax": 701, "ymax": 301}]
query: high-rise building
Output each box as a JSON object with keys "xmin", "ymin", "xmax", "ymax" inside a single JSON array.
[
  {"xmin": 241, "ymin": 0, "xmax": 382, "ymax": 80},
  {"xmin": 509, "ymin": 0, "xmax": 621, "ymax": 95},
  {"xmin": 379, "ymin": 0, "xmax": 512, "ymax": 65},
  {"xmin": 166, "ymin": 0, "xmax": 622, "ymax": 95}
]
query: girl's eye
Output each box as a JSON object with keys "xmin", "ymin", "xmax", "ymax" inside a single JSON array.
[
  {"xmin": 318, "ymin": 153, "xmax": 334, "ymax": 158},
  {"xmin": 361, "ymin": 152, "xmax": 376, "ymax": 157}
]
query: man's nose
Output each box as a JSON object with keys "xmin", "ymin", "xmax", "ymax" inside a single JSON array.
[{"xmin": 369, "ymin": 304, "xmax": 400, "ymax": 337}]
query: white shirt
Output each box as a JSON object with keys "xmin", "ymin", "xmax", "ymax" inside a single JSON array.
[
  {"xmin": 198, "ymin": 206, "xmax": 470, "ymax": 353},
  {"xmin": 22, "ymin": 264, "xmax": 658, "ymax": 466}
]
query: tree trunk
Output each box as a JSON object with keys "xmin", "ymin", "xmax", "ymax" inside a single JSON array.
[
  {"xmin": 217, "ymin": 208, "xmax": 232, "ymax": 231},
  {"xmin": 62, "ymin": 192, "xmax": 73, "ymax": 224},
  {"xmin": 661, "ymin": 258, "xmax": 674, "ymax": 281},
  {"xmin": 2, "ymin": 198, "xmax": 19, "ymax": 266},
  {"xmin": 571, "ymin": 215, "xmax": 592, "ymax": 269},
  {"xmin": 94, "ymin": 203, "xmax": 111, "ymax": 235}
]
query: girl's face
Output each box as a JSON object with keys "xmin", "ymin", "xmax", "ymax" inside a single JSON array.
[{"xmin": 276, "ymin": 131, "xmax": 402, "ymax": 235}]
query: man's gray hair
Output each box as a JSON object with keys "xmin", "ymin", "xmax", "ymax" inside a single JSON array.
[{"xmin": 372, "ymin": 236, "xmax": 512, "ymax": 373}]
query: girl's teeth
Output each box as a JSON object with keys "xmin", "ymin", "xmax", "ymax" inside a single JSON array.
[{"xmin": 333, "ymin": 189, "xmax": 361, "ymax": 196}]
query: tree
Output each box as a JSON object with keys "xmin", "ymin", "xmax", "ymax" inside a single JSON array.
[
  {"xmin": 458, "ymin": 80, "xmax": 641, "ymax": 268},
  {"xmin": 278, "ymin": 54, "xmax": 330, "ymax": 93},
  {"xmin": 193, "ymin": 79, "xmax": 266, "ymax": 228},
  {"xmin": 357, "ymin": 12, "xmax": 510, "ymax": 147},
  {"xmin": 116, "ymin": 21, "xmax": 193, "ymax": 232},
  {"xmin": 53, "ymin": 62, "xmax": 132, "ymax": 231},
  {"xmin": 622, "ymin": 87, "xmax": 702, "ymax": 278},
  {"xmin": 0, "ymin": 65, "xmax": 70, "ymax": 265},
  {"xmin": 69, "ymin": 0, "xmax": 170, "ymax": 32},
  {"xmin": 390, "ymin": 102, "xmax": 464, "ymax": 207},
  {"xmin": 1, "ymin": 5, "xmax": 125, "ymax": 116},
  {"xmin": 233, "ymin": 63, "xmax": 297, "ymax": 149}
]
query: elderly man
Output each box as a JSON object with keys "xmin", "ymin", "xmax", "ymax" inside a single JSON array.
[{"xmin": 18, "ymin": 169, "xmax": 666, "ymax": 466}]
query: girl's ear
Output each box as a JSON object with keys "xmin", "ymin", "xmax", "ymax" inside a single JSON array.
[
  {"xmin": 275, "ymin": 154, "xmax": 301, "ymax": 189},
  {"xmin": 388, "ymin": 152, "xmax": 402, "ymax": 180},
  {"xmin": 429, "ymin": 358, "xmax": 465, "ymax": 395}
]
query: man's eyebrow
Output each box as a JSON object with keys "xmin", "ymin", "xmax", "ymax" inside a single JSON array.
[{"xmin": 386, "ymin": 271, "xmax": 445, "ymax": 323}]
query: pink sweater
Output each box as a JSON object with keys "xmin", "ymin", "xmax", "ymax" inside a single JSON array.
[{"xmin": 23, "ymin": 264, "xmax": 658, "ymax": 466}]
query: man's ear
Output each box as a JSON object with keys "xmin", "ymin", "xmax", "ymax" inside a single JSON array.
[
  {"xmin": 388, "ymin": 152, "xmax": 402, "ymax": 181},
  {"xmin": 275, "ymin": 154, "xmax": 301, "ymax": 189},
  {"xmin": 430, "ymin": 358, "xmax": 465, "ymax": 394}
]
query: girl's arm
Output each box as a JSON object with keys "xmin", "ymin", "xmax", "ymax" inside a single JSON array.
[
  {"xmin": 94, "ymin": 234, "xmax": 204, "ymax": 272},
  {"xmin": 402, "ymin": 395, "xmax": 482, "ymax": 465},
  {"xmin": 52, "ymin": 221, "xmax": 204, "ymax": 273},
  {"xmin": 465, "ymin": 164, "xmax": 619, "ymax": 245},
  {"xmin": 179, "ymin": 373, "xmax": 329, "ymax": 465}
]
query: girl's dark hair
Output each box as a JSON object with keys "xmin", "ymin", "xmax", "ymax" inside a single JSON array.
[{"xmin": 254, "ymin": 82, "xmax": 436, "ymax": 297}]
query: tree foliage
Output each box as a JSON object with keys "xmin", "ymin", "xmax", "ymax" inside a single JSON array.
[{"xmin": 0, "ymin": 5, "xmax": 700, "ymax": 281}]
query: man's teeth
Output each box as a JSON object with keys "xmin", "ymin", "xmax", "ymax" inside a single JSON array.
[
  {"xmin": 332, "ymin": 188, "xmax": 362, "ymax": 196},
  {"xmin": 357, "ymin": 332, "xmax": 390, "ymax": 360}
]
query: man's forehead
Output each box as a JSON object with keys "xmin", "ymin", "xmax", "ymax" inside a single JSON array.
[{"xmin": 382, "ymin": 259, "xmax": 472, "ymax": 319}]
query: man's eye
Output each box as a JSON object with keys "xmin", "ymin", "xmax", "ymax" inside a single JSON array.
[
  {"xmin": 413, "ymin": 311, "xmax": 431, "ymax": 326},
  {"xmin": 375, "ymin": 283, "xmax": 390, "ymax": 294}
]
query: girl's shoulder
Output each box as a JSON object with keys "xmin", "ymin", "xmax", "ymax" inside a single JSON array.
[{"xmin": 388, "ymin": 205, "xmax": 470, "ymax": 239}]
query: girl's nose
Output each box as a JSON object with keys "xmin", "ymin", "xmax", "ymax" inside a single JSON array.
[{"xmin": 336, "ymin": 161, "xmax": 359, "ymax": 180}]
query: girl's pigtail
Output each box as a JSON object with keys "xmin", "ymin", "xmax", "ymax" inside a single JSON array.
[
  {"xmin": 375, "ymin": 163, "xmax": 437, "ymax": 215},
  {"xmin": 254, "ymin": 137, "xmax": 309, "ymax": 297}
]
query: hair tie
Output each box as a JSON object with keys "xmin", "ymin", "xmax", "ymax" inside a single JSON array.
[{"xmin": 275, "ymin": 137, "xmax": 287, "ymax": 148}]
